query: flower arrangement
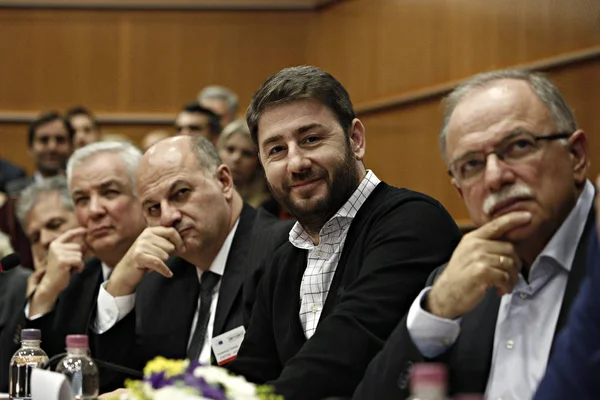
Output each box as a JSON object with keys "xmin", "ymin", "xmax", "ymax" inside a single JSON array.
[{"xmin": 113, "ymin": 357, "xmax": 282, "ymax": 400}]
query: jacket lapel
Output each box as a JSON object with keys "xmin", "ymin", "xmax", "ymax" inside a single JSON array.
[
  {"xmin": 63, "ymin": 257, "xmax": 102, "ymax": 333},
  {"xmin": 213, "ymin": 204, "xmax": 255, "ymax": 336},
  {"xmin": 553, "ymin": 207, "xmax": 596, "ymax": 341},
  {"xmin": 448, "ymin": 288, "xmax": 501, "ymax": 394}
]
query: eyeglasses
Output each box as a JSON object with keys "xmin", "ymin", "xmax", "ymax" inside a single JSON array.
[{"xmin": 449, "ymin": 131, "xmax": 572, "ymax": 184}]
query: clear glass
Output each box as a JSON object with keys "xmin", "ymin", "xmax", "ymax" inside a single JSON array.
[
  {"xmin": 55, "ymin": 348, "xmax": 99, "ymax": 400},
  {"xmin": 9, "ymin": 339, "xmax": 49, "ymax": 400}
]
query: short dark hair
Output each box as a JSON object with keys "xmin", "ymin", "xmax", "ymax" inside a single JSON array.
[
  {"xmin": 28, "ymin": 112, "xmax": 75, "ymax": 148},
  {"xmin": 180, "ymin": 102, "xmax": 221, "ymax": 135},
  {"xmin": 246, "ymin": 65, "xmax": 356, "ymax": 146},
  {"xmin": 65, "ymin": 106, "xmax": 99, "ymax": 129}
]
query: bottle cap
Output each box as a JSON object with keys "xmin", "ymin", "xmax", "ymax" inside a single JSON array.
[
  {"xmin": 65, "ymin": 334, "xmax": 89, "ymax": 349},
  {"xmin": 21, "ymin": 329, "xmax": 41, "ymax": 340},
  {"xmin": 410, "ymin": 363, "xmax": 447, "ymax": 387}
]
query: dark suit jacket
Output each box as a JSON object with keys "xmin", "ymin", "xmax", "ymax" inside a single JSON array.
[
  {"xmin": 227, "ymin": 183, "xmax": 462, "ymax": 400},
  {"xmin": 4, "ymin": 176, "xmax": 34, "ymax": 197},
  {"xmin": 0, "ymin": 257, "xmax": 103, "ymax": 391},
  {"xmin": 0, "ymin": 266, "xmax": 31, "ymax": 336},
  {"xmin": 533, "ymin": 226, "xmax": 600, "ymax": 399},
  {"xmin": 353, "ymin": 209, "xmax": 596, "ymax": 400},
  {"xmin": 92, "ymin": 203, "xmax": 286, "ymax": 389},
  {"xmin": 0, "ymin": 266, "xmax": 31, "ymax": 381},
  {"xmin": 0, "ymin": 159, "xmax": 26, "ymax": 194},
  {"xmin": 242, "ymin": 208, "xmax": 295, "ymax": 326}
]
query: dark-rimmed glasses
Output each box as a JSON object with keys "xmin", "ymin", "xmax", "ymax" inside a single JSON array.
[{"xmin": 449, "ymin": 131, "xmax": 572, "ymax": 184}]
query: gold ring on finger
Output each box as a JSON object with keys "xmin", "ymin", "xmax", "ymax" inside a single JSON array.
[{"xmin": 499, "ymin": 255, "xmax": 505, "ymax": 267}]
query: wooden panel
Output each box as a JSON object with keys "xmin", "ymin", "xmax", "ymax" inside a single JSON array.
[
  {"xmin": 0, "ymin": 8, "xmax": 309, "ymax": 113},
  {"xmin": 0, "ymin": 0, "xmax": 338, "ymax": 10},
  {"xmin": 360, "ymin": 58, "xmax": 600, "ymax": 221},
  {"xmin": 307, "ymin": 0, "xmax": 600, "ymax": 105},
  {"xmin": 3, "ymin": 59, "xmax": 599, "ymax": 224}
]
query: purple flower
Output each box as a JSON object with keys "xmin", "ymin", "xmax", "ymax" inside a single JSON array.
[
  {"xmin": 147, "ymin": 371, "xmax": 178, "ymax": 389},
  {"xmin": 182, "ymin": 374, "xmax": 227, "ymax": 400}
]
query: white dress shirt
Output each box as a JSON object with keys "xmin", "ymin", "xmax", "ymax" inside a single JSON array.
[
  {"xmin": 291, "ymin": 170, "xmax": 380, "ymax": 339},
  {"xmin": 93, "ymin": 220, "xmax": 239, "ymax": 366},
  {"xmin": 406, "ymin": 180, "xmax": 594, "ymax": 400},
  {"xmin": 25, "ymin": 262, "xmax": 112, "ymax": 320}
]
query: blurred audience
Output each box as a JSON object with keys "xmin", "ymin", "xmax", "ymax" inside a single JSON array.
[
  {"xmin": 5, "ymin": 112, "xmax": 74, "ymax": 196},
  {"xmin": 217, "ymin": 119, "xmax": 271, "ymax": 208},
  {"xmin": 66, "ymin": 106, "xmax": 102, "ymax": 149},
  {"xmin": 198, "ymin": 85, "xmax": 239, "ymax": 128},
  {"xmin": 175, "ymin": 102, "xmax": 221, "ymax": 146},
  {"xmin": 141, "ymin": 129, "xmax": 171, "ymax": 152},
  {"xmin": 101, "ymin": 132, "xmax": 130, "ymax": 142}
]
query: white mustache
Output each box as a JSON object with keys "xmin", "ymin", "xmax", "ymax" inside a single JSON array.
[{"xmin": 483, "ymin": 185, "xmax": 534, "ymax": 216}]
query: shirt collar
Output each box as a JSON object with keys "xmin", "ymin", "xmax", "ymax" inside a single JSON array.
[
  {"xmin": 538, "ymin": 179, "xmax": 594, "ymax": 272},
  {"xmin": 195, "ymin": 218, "xmax": 240, "ymax": 281},
  {"xmin": 289, "ymin": 170, "xmax": 381, "ymax": 248},
  {"xmin": 33, "ymin": 171, "xmax": 45, "ymax": 184},
  {"xmin": 101, "ymin": 262, "xmax": 112, "ymax": 282}
]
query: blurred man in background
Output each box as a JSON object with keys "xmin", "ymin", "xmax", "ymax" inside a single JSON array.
[
  {"xmin": 5, "ymin": 112, "xmax": 74, "ymax": 196},
  {"xmin": 175, "ymin": 102, "xmax": 221, "ymax": 146},
  {"xmin": 66, "ymin": 106, "xmax": 102, "ymax": 150},
  {"xmin": 198, "ymin": 85, "xmax": 239, "ymax": 128}
]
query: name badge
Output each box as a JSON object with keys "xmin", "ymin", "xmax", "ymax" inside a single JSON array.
[{"xmin": 210, "ymin": 325, "xmax": 246, "ymax": 366}]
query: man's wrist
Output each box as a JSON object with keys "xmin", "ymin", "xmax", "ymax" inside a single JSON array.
[
  {"xmin": 106, "ymin": 276, "xmax": 137, "ymax": 297},
  {"xmin": 426, "ymin": 288, "xmax": 453, "ymax": 319},
  {"xmin": 29, "ymin": 284, "xmax": 59, "ymax": 316}
]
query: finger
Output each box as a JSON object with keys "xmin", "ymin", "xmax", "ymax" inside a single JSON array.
[
  {"xmin": 145, "ymin": 236, "xmax": 177, "ymax": 256},
  {"xmin": 150, "ymin": 226, "xmax": 186, "ymax": 253},
  {"xmin": 475, "ymin": 239, "xmax": 518, "ymax": 257},
  {"xmin": 481, "ymin": 267, "xmax": 516, "ymax": 296},
  {"xmin": 67, "ymin": 259, "xmax": 86, "ymax": 274},
  {"xmin": 470, "ymin": 211, "xmax": 532, "ymax": 240},
  {"xmin": 54, "ymin": 227, "xmax": 88, "ymax": 244},
  {"xmin": 136, "ymin": 253, "xmax": 173, "ymax": 278},
  {"xmin": 54, "ymin": 243, "xmax": 86, "ymax": 252}
]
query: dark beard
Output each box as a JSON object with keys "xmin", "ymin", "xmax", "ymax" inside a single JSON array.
[{"xmin": 268, "ymin": 142, "xmax": 361, "ymax": 237}]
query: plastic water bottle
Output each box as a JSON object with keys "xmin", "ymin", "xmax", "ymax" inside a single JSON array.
[
  {"xmin": 55, "ymin": 334, "xmax": 99, "ymax": 399},
  {"xmin": 9, "ymin": 328, "xmax": 49, "ymax": 400},
  {"xmin": 406, "ymin": 363, "xmax": 448, "ymax": 400}
]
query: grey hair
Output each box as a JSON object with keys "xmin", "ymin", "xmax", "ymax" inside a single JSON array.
[
  {"xmin": 66, "ymin": 140, "xmax": 143, "ymax": 195},
  {"xmin": 16, "ymin": 175, "xmax": 74, "ymax": 230},
  {"xmin": 198, "ymin": 85, "xmax": 239, "ymax": 117},
  {"xmin": 439, "ymin": 69, "xmax": 578, "ymax": 163},
  {"xmin": 188, "ymin": 135, "xmax": 223, "ymax": 176},
  {"xmin": 217, "ymin": 119, "xmax": 254, "ymax": 150}
]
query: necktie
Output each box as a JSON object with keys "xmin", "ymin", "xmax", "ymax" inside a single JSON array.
[{"xmin": 187, "ymin": 270, "xmax": 220, "ymax": 361}]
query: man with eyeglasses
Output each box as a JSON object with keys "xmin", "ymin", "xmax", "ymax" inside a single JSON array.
[
  {"xmin": 354, "ymin": 69, "xmax": 594, "ymax": 400},
  {"xmin": 175, "ymin": 102, "xmax": 222, "ymax": 146}
]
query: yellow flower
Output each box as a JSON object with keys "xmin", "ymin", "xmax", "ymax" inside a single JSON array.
[{"xmin": 143, "ymin": 357, "xmax": 186, "ymax": 378}]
